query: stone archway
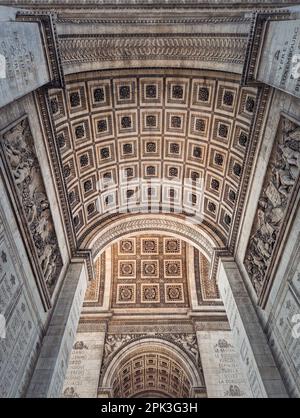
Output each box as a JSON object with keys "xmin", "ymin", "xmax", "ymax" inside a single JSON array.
[
  {"xmin": 0, "ymin": 1, "xmax": 296, "ymax": 401},
  {"xmin": 98, "ymin": 338, "xmax": 206, "ymax": 398},
  {"xmin": 87, "ymin": 213, "xmax": 221, "ymax": 261},
  {"xmin": 87, "ymin": 214, "xmax": 225, "ymax": 305}
]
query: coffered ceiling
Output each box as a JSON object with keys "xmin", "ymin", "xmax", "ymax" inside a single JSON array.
[
  {"xmin": 49, "ymin": 69, "xmax": 257, "ymax": 249},
  {"xmin": 83, "ymin": 234, "xmax": 220, "ymax": 311},
  {"xmin": 111, "ymin": 350, "xmax": 193, "ymax": 398}
]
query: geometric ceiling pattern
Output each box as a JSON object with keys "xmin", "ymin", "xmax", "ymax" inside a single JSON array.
[
  {"xmin": 83, "ymin": 234, "xmax": 220, "ymax": 310},
  {"xmin": 111, "ymin": 235, "xmax": 190, "ymax": 308},
  {"xmin": 111, "ymin": 351, "xmax": 193, "ymax": 398},
  {"xmin": 49, "ymin": 69, "xmax": 258, "ymax": 247}
]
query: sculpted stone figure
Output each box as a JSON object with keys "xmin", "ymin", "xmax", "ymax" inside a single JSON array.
[
  {"xmin": 161, "ymin": 333, "xmax": 200, "ymax": 367},
  {"xmin": 104, "ymin": 334, "xmax": 133, "ymax": 360},
  {"xmin": 245, "ymin": 118, "xmax": 300, "ymax": 295},
  {"xmin": 63, "ymin": 387, "xmax": 79, "ymax": 398},
  {"xmin": 2, "ymin": 118, "xmax": 62, "ymax": 294}
]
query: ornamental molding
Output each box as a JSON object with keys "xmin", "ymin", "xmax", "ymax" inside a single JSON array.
[
  {"xmin": 229, "ymin": 84, "xmax": 271, "ymax": 253},
  {"xmin": 91, "ymin": 217, "xmax": 214, "ymax": 260},
  {"xmin": 79, "ymin": 213, "xmax": 227, "ymax": 250},
  {"xmin": 5, "ymin": 0, "xmax": 296, "ymax": 10},
  {"xmin": 35, "ymin": 89, "xmax": 95, "ymax": 281},
  {"xmin": 56, "ymin": 16, "xmax": 251, "ymax": 25},
  {"xmin": 107, "ymin": 321, "xmax": 195, "ymax": 335},
  {"xmin": 59, "ymin": 34, "xmax": 248, "ymax": 66}
]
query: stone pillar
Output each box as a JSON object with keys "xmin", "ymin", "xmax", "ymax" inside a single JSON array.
[
  {"xmin": 243, "ymin": 7, "xmax": 300, "ymax": 99},
  {"xmin": 26, "ymin": 261, "xmax": 88, "ymax": 398},
  {"xmin": 61, "ymin": 322, "xmax": 106, "ymax": 398},
  {"xmin": 196, "ymin": 322, "xmax": 252, "ymax": 398},
  {"xmin": 217, "ymin": 257, "xmax": 288, "ymax": 398},
  {"xmin": 0, "ymin": 6, "xmax": 51, "ymax": 108}
]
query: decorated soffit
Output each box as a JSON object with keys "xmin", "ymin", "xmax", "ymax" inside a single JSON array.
[
  {"xmin": 84, "ymin": 234, "xmax": 220, "ymax": 310},
  {"xmin": 48, "ymin": 68, "xmax": 258, "ymax": 249},
  {"xmin": 110, "ymin": 350, "xmax": 194, "ymax": 398}
]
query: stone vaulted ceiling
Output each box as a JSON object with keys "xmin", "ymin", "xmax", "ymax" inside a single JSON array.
[
  {"xmin": 110, "ymin": 350, "xmax": 193, "ymax": 398},
  {"xmin": 49, "ymin": 68, "xmax": 258, "ymax": 250},
  {"xmin": 83, "ymin": 234, "xmax": 220, "ymax": 310}
]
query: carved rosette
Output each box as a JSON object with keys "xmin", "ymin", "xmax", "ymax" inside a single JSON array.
[
  {"xmin": 1, "ymin": 117, "xmax": 63, "ymax": 298},
  {"xmin": 244, "ymin": 117, "xmax": 300, "ymax": 298}
]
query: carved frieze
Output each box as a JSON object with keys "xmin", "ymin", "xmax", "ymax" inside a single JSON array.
[
  {"xmin": 156, "ymin": 333, "xmax": 201, "ymax": 368},
  {"xmin": 59, "ymin": 35, "xmax": 247, "ymax": 66},
  {"xmin": 244, "ymin": 116, "xmax": 300, "ymax": 299},
  {"xmin": 101, "ymin": 334, "xmax": 142, "ymax": 371},
  {"xmin": 101, "ymin": 332, "xmax": 201, "ymax": 376},
  {"xmin": 0, "ymin": 117, "xmax": 63, "ymax": 302}
]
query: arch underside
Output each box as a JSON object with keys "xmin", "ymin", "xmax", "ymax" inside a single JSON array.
[
  {"xmin": 100, "ymin": 339, "xmax": 205, "ymax": 398},
  {"xmin": 1, "ymin": 1, "xmax": 296, "ymax": 401},
  {"xmin": 45, "ymin": 24, "xmax": 270, "ymax": 399},
  {"xmin": 49, "ymin": 68, "xmax": 259, "ymax": 264}
]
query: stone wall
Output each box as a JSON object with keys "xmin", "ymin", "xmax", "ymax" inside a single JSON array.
[
  {"xmin": 197, "ymin": 330, "xmax": 252, "ymax": 398},
  {"xmin": 0, "ymin": 192, "xmax": 44, "ymax": 397},
  {"xmin": 0, "ymin": 17, "xmax": 50, "ymax": 107},
  {"xmin": 218, "ymin": 259, "xmax": 287, "ymax": 398},
  {"xmin": 0, "ymin": 92, "xmax": 70, "ymax": 396},
  {"xmin": 26, "ymin": 262, "xmax": 88, "ymax": 398},
  {"xmin": 264, "ymin": 202, "xmax": 300, "ymax": 397},
  {"xmin": 235, "ymin": 87, "xmax": 300, "ymax": 397},
  {"xmin": 61, "ymin": 329, "xmax": 106, "ymax": 398}
]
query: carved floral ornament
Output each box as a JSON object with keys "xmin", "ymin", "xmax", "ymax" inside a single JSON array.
[
  {"xmin": 245, "ymin": 117, "xmax": 300, "ymax": 299},
  {"xmin": 0, "ymin": 117, "xmax": 62, "ymax": 300}
]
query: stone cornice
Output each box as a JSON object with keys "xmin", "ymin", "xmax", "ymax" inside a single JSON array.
[{"xmin": 1, "ymin": 1, "xmax": 298, "ymax": 10}]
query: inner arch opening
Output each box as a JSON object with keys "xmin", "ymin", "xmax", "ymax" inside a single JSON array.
[{"xmin": 99, "ymin": 339, "xmax": 206, "ymax": 398}]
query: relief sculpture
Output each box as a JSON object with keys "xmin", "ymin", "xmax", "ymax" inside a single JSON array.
[
  {"xmin": 170, "ymin": 334, "xmax": 200, "ymax": 367},
  {"xmin": 1, "ymin": 117, "xmax": 62, "ymax": 296},
  {"xmin": 245, "ymin": 117, "xmax": 300, "ymax": 296},
  {"xmin": 101, "ymin": 334, "xmax": 140, "ymax": 371},
  {"xmin": 101, "ymin": 333, "xmax": 200, "ymax": 374}
]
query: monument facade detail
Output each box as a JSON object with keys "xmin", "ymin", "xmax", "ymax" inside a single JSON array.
[{"xmin": 0, "ymin": 1, "xmax": 300, "ymax": 399}]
